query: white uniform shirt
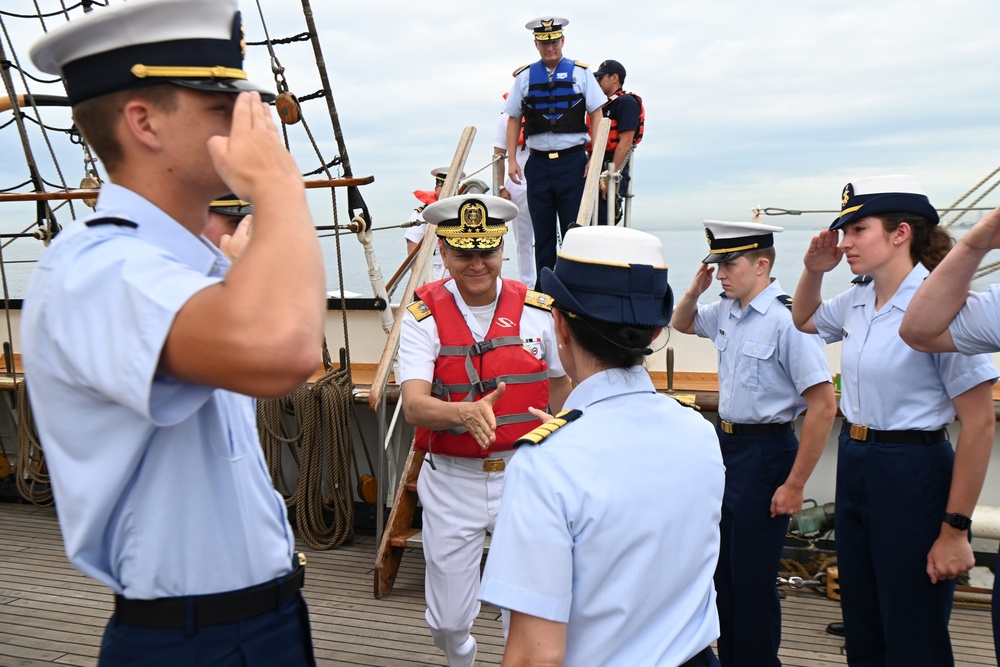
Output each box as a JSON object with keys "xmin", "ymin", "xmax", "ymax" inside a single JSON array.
[
  {"xmin": 399, "ymin": 277, "xmax": 564, "ymax": 384},
  {"xmin": 21, "ymin": 184, "xmax": 295, "ymax": 598},
  {"xmin": 811, "ymin": 263, "xmax": 998, "ymax": 430},
  {"xmin": 694, "ymin": 279, "xmax": 831, "ymax": 423},
  {"xmin": 480, "ymin": 365, "xmax": 725, "ymax": 666},
  {"xmin": 503, "ymin": 59, "xmax": 606, "ymax": 152},
  {"xmin": 950, "ymin": 284, "xmax": 1000, "ymax": 354},
  {"xmin": 494, "ymin": 112, "xmax": 529, "ymax": 195}
]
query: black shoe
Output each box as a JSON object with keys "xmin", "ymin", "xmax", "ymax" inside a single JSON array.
[{"xmin": 826, "ymin": 622, "xmax": 845, "ymax": 636}]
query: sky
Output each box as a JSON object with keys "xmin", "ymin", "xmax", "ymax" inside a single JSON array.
[{"xmin": 2, "ymin": 0, "xmax": 1000, "ymax": 239}]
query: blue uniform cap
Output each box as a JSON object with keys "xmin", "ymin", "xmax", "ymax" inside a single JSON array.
[
  {"xmin": 30, "ymin": 0, "xmax": 274, "ymax": 105},
  {"xmin": 831, "ymin": 175, "xmax": 938, "ymax": 230},
  {"xmin": 540, "ymin": 226, "xmax": 673, "ymax": 327}
]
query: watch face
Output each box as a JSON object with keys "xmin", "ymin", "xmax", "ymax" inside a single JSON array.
[{"xmin": 946, "ymin": 513, "xmax": 972, "ymax": 531}]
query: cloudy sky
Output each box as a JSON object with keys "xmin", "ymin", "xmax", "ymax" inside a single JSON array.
[{"xmin": 3, "ymin": 0, "xmax": 1000, "ymax": 238}]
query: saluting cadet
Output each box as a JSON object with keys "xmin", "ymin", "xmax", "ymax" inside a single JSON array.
[
  {"xmin": 793, "ymin": 175, "xmax": 998, "ymax": 667},
  {"xmin": 399, "ymin": 194, "xmax": 572, "ymax": 667},
  {"xmin": 503, "ymin": 16, "xmax": 606, "ymax": 277},
  {"xmin": 900, "ymin": 203, "xmax": 1000, "ymax": 667},
  {"xmin": 404, "ymin": 167, "xmax": 466, "ymax": 279},
  {"xmin": 480, "ymin": 225, "xmax": 726, "ymax": 667},
  {"xmin": 21, "ymin": 0, "xmax": 324, "ymax": 664},
  {"xmin": 672, "ymin": 220, "xmax": 837, "ymax": 667}
]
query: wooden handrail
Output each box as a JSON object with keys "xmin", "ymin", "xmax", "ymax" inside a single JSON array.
[
  {"xmin": 368, "ymin": 126, "xmax": 477, "ymax": 412},
  {"xmin": 575, "ymin": 118, "xmax": 610, "ymax": 227},
  {"xmin": 0, "ymin": 175, "xmax": 375, "ymax": 203}
]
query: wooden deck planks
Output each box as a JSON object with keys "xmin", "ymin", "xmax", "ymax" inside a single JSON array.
[{"xmin": 0, "ymin": 502, "xmax": 994, "ymax": 667}]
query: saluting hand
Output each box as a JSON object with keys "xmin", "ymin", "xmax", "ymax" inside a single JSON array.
[
  {"xmin": 208, "ymin": 92, "xmax": 302, "ymax": 204},
  {"xmin": 458, "ymin": 382, "xmax": 508, "ymax": 450},
  {"xmin": 803, "ymin": 230, "xmax": 842, "ymax": 274},
  {"xmin": 687, "ymin": 264, "xmax": 715, "ymax": 298}
]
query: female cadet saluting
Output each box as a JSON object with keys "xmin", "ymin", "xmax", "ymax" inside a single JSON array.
[
  {"xmin": 478, "ymin": 225, "xmax": 726, "ymax": 667},
  {"xmin": 792, "ymin": 175, "xmax": 997, "ymax": 667}
]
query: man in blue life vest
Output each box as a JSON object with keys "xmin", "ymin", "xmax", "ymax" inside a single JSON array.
[
  {"xmin": 593, "ymin": 59, "xmax": 643, "ymax": 226},
  {"xmin": 503, "ymin": 16, "xmax": 606, "ymax": 276},
  {"xmin": 399, "ymin": 194, "xmax": 572, "ymax": 666}
]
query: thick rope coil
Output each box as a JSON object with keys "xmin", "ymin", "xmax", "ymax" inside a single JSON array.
[
  {"xmin": 258, "ymin": 367, "xmax": 359, "ymax": 550},
  {"xmin": 14, "ymin": 380, "xmax": 52, "ymax": 506}
]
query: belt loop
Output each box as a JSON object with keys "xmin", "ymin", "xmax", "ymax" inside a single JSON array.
[{"xmin": 183, "ymin": 598, "xmax": 196, "ymax": 638}]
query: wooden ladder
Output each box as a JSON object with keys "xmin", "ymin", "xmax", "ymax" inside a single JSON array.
[{"xmin": 373, "ymin": 445, "xmax": 425, "ymax": 598}]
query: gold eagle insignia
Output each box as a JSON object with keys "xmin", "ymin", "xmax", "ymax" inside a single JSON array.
[
  {"xmin": 514, "ymin": 409, "xmax": 583, "ymax": 447},
  {"xmin": 406, "ymin": 300, "xmax": 433, "ymax": 322},
  {"xmin": 524, "ymin": 290, "xmax": 554, "ymax": 311}
]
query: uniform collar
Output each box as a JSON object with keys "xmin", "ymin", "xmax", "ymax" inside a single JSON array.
[
  {"xmin": 849, "ymin": 263, "xmax": 928, "ymax": 312},
  {"xmin": 564, "ymin": 365, "xmax": 655, "ymax": 412},
  {"xmin": 727, "ymin": 278, "xmax": 782, "ymax": 318},
  {"xmin": 94, "ymin": 183, "xmax": 223, "ymax": 276}
]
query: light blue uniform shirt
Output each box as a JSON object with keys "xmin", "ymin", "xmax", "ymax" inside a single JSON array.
[
  {"xmin": 21, "ymin": 184, "xmax": 295, "ymax": 599},
  {"xmin": 950, "ymin": 284, "xmax": 1000, "ymax": 354},
  {"xmin": 693, "ymin": 280, "xmax": 831, "ymax": 424},
  {"xmin": 479, "ymin": 366, "xmax": 725, "ymax": 666},
  {"xmin": 503, "ymin": 59, "xmax": 606, "ymax": 152},
  {"xmin": 811, "ymin": 264, "xmax": 997, "ymax": 430}
]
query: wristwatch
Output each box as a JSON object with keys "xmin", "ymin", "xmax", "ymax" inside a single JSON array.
[{"xmin": 943, "ymin": 512, "xmax": 972, "ymax": 531}]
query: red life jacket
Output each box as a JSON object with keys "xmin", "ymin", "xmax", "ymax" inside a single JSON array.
[
  {"xmin": 587, "ymin": 89, "xmax": 645, "ymax": 155},
  {"xmin": 412, "ymin": 279, "xmax": 550, "ymax": 458}
]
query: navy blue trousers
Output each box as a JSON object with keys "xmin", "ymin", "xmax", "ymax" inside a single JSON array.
[
  {"xmin": 524, "ymin": 150, "xmax": 587, "ymax": 277},
  {"xmin": 98, "ymin": 591, "xmax": 315, "ymax": 667},
  {"xmin": 714, "ymin": 428, "xmax": 797, "ymax": 667},
  {"xmin": 835, "ymin": 430, "xmax": 956, "ymax": 667}
]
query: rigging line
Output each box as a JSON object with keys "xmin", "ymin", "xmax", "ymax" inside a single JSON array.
[
  {"xmin": 463, "ymin": 153, "xmax": 503, "ymax": 181},
  {"xmin": 297, "ymin": 90, "xmax": 325, "ymax": 103},
  {"xmin": 302, "ymin": 156, "xmax": 342, "ymax": 178},
  {"xmin": 939, "ymin": 164, "xmax": 1000, "ymax": 229},
  {"xmin": 1, "ymin": 14, "xmax": 78, "ymax": 223},
  {"xmin": 942, "ymin": 177, "xmax": 1000, "ymax": 229},
  {"xmin": 246, "ymin": 32, "xmax": 310, "ymax": 47},
  {"xmin": 18, "ymin": 112, "xmax": 76, "ymax": 134},
  {"xmin": 0, "ymin": 180, "xmax": 34, "ymax": 193},
  {"xmin": 0, "ymin": 63, "xmax": 60, "ymax": 85},
  {"xmin": 0, "ymin": 1, "xmax": 93, "ymax": 20}
]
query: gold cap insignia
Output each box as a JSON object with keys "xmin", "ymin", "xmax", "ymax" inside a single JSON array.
[
  {"xmin": 460, "ymin": 201, "xmax": 486, "ymax": 230},
  {"xmin": 842, "ymin": 183, "xmax": 853, "ymax": 209}
]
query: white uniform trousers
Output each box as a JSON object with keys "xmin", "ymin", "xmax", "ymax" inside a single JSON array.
[
  {"xmin": 417, "ymin": 451, "xmax": 512, "ymax": 667},
  {"xmin": 506, "ymin": 146, "xmax": 536, "ymax": 289}
]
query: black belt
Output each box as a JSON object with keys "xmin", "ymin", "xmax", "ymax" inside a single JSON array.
[
  {"xmin": 717, "ymin": 419, "xmax": 793, "ymax": 437},
  {"xmin": 680, "ymin": 646, "xmax": 715, "ymax": 667},
  {"xmin": 842, "ymin": 421, "xmax": 948, "ymax": 445},
  {"xmin": 529, "ymin": 144, "xmax": 585, "ymax": 159},
  {"xmin": 114, "ymin": 557, "xmax": 306, "ymax": 628}
]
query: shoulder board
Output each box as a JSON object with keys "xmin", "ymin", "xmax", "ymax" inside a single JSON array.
[
  {"xmin": 513, "ymin": 63, "xmax": 531, "ymax": 77},
  {"xmin": 524, "ymin": 289, "xmax": 554, "ymax": 311},
  {"xmin": 85, "ymin": 217, "xmax": 137, "ymax": 229},
  {"xmin": 851, "ymin": 274, "xmax": 873, "ymax": 285},
  {"xmin": 514, "ymin": 409, "xmax": 583, "ymax": 447},
  {"xmin": 414, "ymin": 205, "xmax": 426, "ymax": 213},
  {"xmin": 406, "ymin": 300, "xmax": 433, "ymax": 322},
  {"xmin": 574, "ymin": 60, "xmax": 589, "ymax": 69},
  {"xmin": 777, "ymin": 294, "xmax": 793, "ymax": 310}
]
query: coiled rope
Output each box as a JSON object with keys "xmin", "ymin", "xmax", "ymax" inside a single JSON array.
[
  {"xmin": 14, "ymin": 381, "xmax": 52, "ymax": 506},
  {"xmin": 258, "ymin": 367, "xmax": 369, "ymax": 550}
]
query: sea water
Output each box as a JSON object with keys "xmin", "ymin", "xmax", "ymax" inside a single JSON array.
[{"xmin": 0, "ymin": 215, "xmax": 994, "ymax": 301}]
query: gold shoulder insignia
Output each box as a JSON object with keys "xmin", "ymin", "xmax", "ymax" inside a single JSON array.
[
  {"xmin": 415, "ymin": 205, "xmax": 426, "ymax": 213},
  {"xmin": 851, "ymin": 274, "xmax": 873, "ymax": 286},
  {"xmin": 574, "ymin": 60, "xmax": 589, "ymax": 69},
  {"xmin": 524, "ymin": 290, "xmax": 553, "ymax": 311},
  {"xmin": 777, "ymin": 294, "xmax": 793, "ymax": 310},
  {"xmin": 514, "ymin": 409, "xmax": 583, "ymax": 447},
  {"xmin": 406, "ymin": 300, "xmax": 433, "ymax": 322},
  {"xmin": 513, "ymin": 63, "xmax": 531, "ymax": 77}
]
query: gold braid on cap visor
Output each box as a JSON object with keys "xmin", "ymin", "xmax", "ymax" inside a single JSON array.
[{"xmin": 131, "ymin": 64, "xmax": 248, "ymax": 80}]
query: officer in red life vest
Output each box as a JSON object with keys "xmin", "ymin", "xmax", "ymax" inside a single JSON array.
[
  {"xmin": 399, "ymin": 194, "xmax": 572, "ymax": 666},
  {"xmin": 593, "ymin": 59, "xmax": 643, "ymax": 226}
]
